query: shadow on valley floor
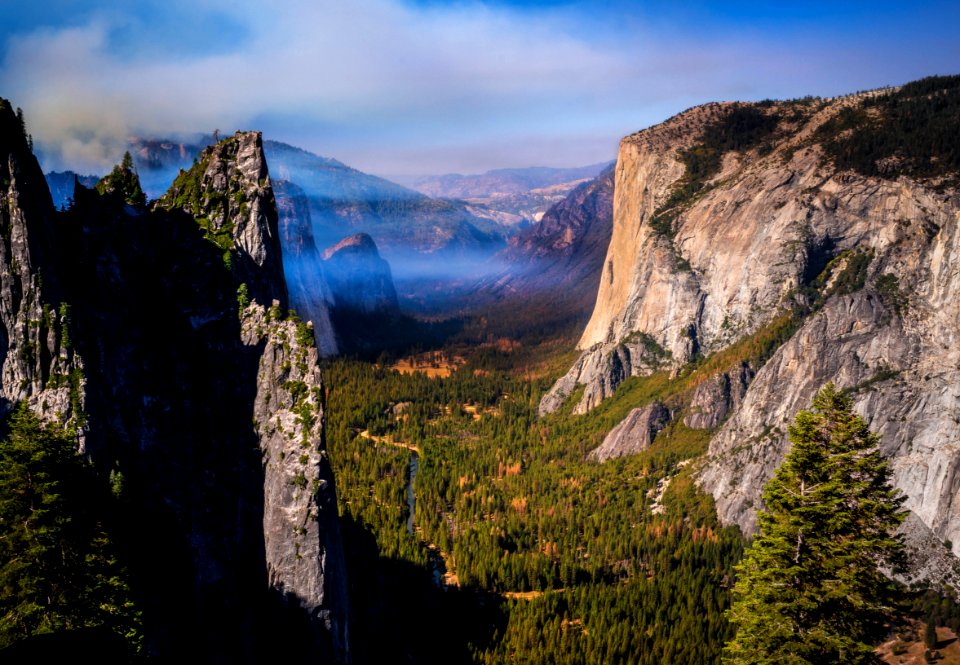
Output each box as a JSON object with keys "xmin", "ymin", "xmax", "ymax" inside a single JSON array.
[
  {"xmin": 331, "ymin": 308, "xmax": 467, "ymax": 361},
  {"xmin": 340, "ymin": 514, "xmax": 506, "ymax": 665}
]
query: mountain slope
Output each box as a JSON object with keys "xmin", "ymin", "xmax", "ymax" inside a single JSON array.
[
  {"xmin": 263, "ymin": 140, "xmax": 506, "ymax": 283},
  {"xmin": 414, "ymin": 162, "xmax": 613, "ymax": 226},
  {"xmin": 542, "ymin": 76, "xmax": 960, "ymax": 584},
  {"xmin": 463, "ymin": 166, "xmax": 614, "ymax": 339}
]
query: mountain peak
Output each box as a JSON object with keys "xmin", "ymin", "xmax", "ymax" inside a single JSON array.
[
  {"xmin": 321, "ymin": 232, "xmax": 379, "ymax": 260},
  {"xmin": 156, "ymin": 130, "xmax": 287, "ymax": 308}
]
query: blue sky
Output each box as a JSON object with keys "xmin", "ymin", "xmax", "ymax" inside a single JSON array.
[{"xmin": 1, "ymin": 0, "xmax": 958, "ymax": 178}]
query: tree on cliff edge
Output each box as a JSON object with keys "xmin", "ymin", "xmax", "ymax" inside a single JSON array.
[
  {"xmin": 724, "ymin": 384, "xmax": 906, "ymax": 664},
  {"xmin": 95, "ymin": 151, "xmax": 146, "ymax": 207}
]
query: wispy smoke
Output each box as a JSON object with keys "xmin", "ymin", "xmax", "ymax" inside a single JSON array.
[{"xmin": 2, "ymin": 0, "xmax": 957, "ymax": 175}]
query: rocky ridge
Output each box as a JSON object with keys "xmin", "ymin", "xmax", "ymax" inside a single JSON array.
[
  {"xmin": 1, "ymin": 104, "xmax": 348, "ymax": 662},
  {"xmin": 157, "ymin": 131, "xmax": 287, "ymax": 308},
  {"xmin": 0, "ymin": 100, "xmax": 85, "ymax": 434},
  {"xmin": 543, "ymin": 79, "xmax": 960, "ymax": 584}
]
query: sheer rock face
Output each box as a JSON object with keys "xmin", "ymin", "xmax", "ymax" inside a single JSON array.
[
  {"xmin": 275, "ymin": 179, "xmax": 338, "ymax": 356},
  {"xmin": 242, "ymin": 302, "xmax": 348, "ymax": 658},
  {"xmin": 321, "ymin": 233, "xmax": 399, "ymax": 315},
  {"xmin": 545, "ymin": 92, "xmax": 960, "ymax": 582},
  {"xmin": 684, "ymin": 363, "xmax": 753, "ymax": 430},
  {"xmin": 589, "ymin": 401, "xmax": 670, "ymax": 462},
  {"xmin": 0, "ymin": 100, "xmax": 84, "ymax": 433},
  {"xmin": 0, "ymin": 107, "xmax": 348, "ymax": 662}
]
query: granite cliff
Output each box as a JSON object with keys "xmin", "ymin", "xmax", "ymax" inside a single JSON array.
[
  {"xmin": 321, "ymin": 233, "xmax": 399, "ymax": 315},
  {"xmin": 275, "ymin": 178, "xmax": 339, "ymax": 356},
  {"xmin": 0, "ymin": 104, "xmax": 348, "ymax": 661},
  {"xmin": 543, "ymin": 76, "xmax": 960, "ymax": 584}
]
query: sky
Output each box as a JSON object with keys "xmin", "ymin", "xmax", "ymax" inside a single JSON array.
[{"xmin": 1, "ymin": 0, "xmax": 958, "ymax": 179}]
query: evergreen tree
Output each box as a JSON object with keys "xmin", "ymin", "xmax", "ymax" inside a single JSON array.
[
  {"xmin": 95, "ymin": 151, "xmax": 146, "ymax": 206},
  {"xmin": 724, "ymin": 384, "xmax": 906, "ymax": 664},
  {"xmin": 0, "ymin": 406, "xmax": 140, "ymax": 652}
]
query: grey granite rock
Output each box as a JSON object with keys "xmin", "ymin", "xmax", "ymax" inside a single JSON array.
[{"xmin": 589, "ymin": 401, "xmax": 671, "ymax": 462}]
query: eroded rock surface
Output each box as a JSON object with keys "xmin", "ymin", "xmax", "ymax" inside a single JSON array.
[
  {"xmin": 589, "ymin": 401, "xmax": 671, "ymax": 462},
  {"xmin": 544, "ymin": 87, "xmax": 960, "ymax": 583}
]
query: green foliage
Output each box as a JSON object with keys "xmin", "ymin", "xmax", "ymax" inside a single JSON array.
[
  {"xmin": 827, "ymin": 249, "xmax": 872, "ymax": 296},
  {"xmin": 819, "ymin": 75, "xmax": 960, "ymax": 183},
  {"xmin": 925, "ymin": 620, "xmax": 938, "ymax": 649},
  {"xmin": 650, "ymin": 104, "xmax": 781, "ymax": 242},
  {"xmin": 0, "ymin": 406, "xmax": 141, "ymax": 653},
  {"xmin": 58, "ymin": 303, "xmax": 72, "ymax": 349},
  {"xmin": 267, "ymin": 302, "xmax": 283, "ymax": 322},
  {"xmin": 724, "ymin": 384, "xmax": 906, "ymax": 664},
  {"xmin": 325, "ymin": 358, "xmax": 743, "ymax": 664},
  {"xmin": 624, "ymin": 331, "xmax": 672, "ymax": 361},
  {"xmin": 236, "ymin": 283, "xmax": 250, "ymax": 313},
  {"xmin": 295, "ymin": 321, "xmax": 314, "ymax": 348},
  {"xmin": 95, "ymin": 152, "xmax": 146, "ymax": 206},
  {"xmin": 876, "ymin": 273, "xmax": 908, "ymax": 317}
]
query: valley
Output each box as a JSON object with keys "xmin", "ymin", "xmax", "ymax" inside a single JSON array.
[{"xmin": 2, "ymin": 59, "xmax": 960, "ymax": 664}]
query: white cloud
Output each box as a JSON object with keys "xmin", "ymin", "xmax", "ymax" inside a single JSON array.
[{"xmin": 2, "ymin": 0, "xmax": 955, "ymax": 175}]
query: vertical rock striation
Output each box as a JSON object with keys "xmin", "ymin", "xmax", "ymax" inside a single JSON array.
[
  {"xmin": 275, "ymin": 179, "xmax": 339, "ymax": 356},
  {"xmin": 0, "ymin": 100, "xmax": 84, "ymax": 433},
  {"xmin": 546, "ymin": 81, "xmax": 960, "ymax": 584}
]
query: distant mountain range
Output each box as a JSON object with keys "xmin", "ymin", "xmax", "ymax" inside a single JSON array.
[
  {"xmin": 42, "ymin": 137, "xmax": 614, "ymax": 320},
  {"xmin": 262, "ymin": 140, "xmax": 507, "ymax": 272},
  {"xmin": 413, "ymin": 163, "xmax": 612, "ymax": 199},
  {"xmin": 413, "ymin": 162, "xmax": 613, "ymax": 226}
]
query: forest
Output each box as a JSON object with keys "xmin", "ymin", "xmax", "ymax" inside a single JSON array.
[{"xmin": 324, "ymin": 354, "xmax": 743, "ymax": 664}]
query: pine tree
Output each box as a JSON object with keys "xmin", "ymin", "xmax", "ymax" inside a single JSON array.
[
  {"xmin": 95, "ymin": 151, "xmax": 146, "ymax": 206},
  {"xmin": 0, "ymin": 406, "xmax": 140, "ymax": 652},
  {"xmin": 724, "ymin": 384, "xmax": 906, "ymax": 664}
]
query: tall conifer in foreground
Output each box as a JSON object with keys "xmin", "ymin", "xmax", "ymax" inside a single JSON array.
[
  {"xmin": 0, "ymin": 406, "xmax": 141, "ymax": 652},
  {"xmin": 724, "ymin": 384, "xmax": 906, "ymax": 664}
]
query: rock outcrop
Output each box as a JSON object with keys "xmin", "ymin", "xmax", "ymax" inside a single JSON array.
[
  {"xmin": 157, "ymin": 131, "xmax": 287, "ymax": 308},
  {"xmin": 545, "ymin": 78, "xmax": 960, "ymax": 584},
  {"xmin": 539, "ymin": 332, "xmax": 669, "ymax": 415},
  {"xmin": 242, "ymin": 302, "xmax": 347, "ymax": 657},
  {"xmin": 683, "ymin": 363, "xmax": 753, "ymax": 430},
  {"xmin": 0, "ymin": 105, "xmax": 348, "ymax": 662},
  {"xmin": 0, "ymin": 100, "xmax": 84, "ymax": 433},
  {"xmin": 322, "ymin": 233, "xmax": 399, "ymax": 315},
  {"xmin": 275, "ymin": 179, "xmax": 338, "ymax": 356},
  {"xmin": 589, "ymin": 401, "xmax": 670, "ymax": 462}
]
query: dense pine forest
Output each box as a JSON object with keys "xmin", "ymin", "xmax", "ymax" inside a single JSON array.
[{"xmin": 324, "ymin": 345, "xmax": 745, "ymax": 664}]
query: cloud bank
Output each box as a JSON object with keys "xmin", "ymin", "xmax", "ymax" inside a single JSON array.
[{"xmin": 1, "ymin": 0, "xmax": 958, "ymax": 176}]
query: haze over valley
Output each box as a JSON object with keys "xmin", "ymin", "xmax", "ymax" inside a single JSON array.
[{"xmin": 2, "ymin": 2, "xmax": 960, "ymax": 664}]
